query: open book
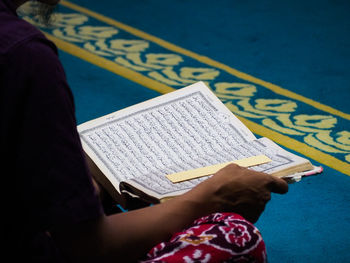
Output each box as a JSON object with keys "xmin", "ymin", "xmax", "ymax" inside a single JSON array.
[{"xmin": 78, "ymin": 82, "xmax": 319, "ymax": 207}]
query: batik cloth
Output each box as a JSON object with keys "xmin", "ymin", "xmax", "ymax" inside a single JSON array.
[{"xmin": 141, "ymin": 212, "xmax": 267, "ymax": 263}]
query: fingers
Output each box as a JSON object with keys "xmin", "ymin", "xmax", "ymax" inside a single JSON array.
[
  {"xmin": 227, "ymin": 164, "xmax": 289, "ymax": 195},
  {"xmin": 268, "ymin": 175, "xmax": 289, "ymax": 194},
  {"xmin": 221, "ymin": 163, "xmax": 289, "ymax": 194},
  {"xmin": 197, "ymin": 164, "xmax": 289, "ymax": 223}
]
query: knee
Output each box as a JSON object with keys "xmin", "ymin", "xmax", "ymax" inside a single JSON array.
[{"xmin": 143, "ymin": 212, "xmax": 267, "ymax": 263}]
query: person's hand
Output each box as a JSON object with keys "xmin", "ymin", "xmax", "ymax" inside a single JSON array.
[{"xmin": 183, "ymin": 164, "xmax": 289, "ymax": 223}]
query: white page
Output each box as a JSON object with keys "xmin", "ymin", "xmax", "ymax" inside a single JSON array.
[
  {"xmin": 125, "ymin": 137, "xmax": 310, "ymax": 200},
  {"xmin": 247, "ymin": 137, "xmax": 310, "ymax": 175},
  {"xmin": 78, "ymin": 82, "xmax": 256, "ymax": 194}
]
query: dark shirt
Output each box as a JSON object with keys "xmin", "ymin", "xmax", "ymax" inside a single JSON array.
[{"xmin": 0, "ymin": 0, "xmax": 103, "ymax": 261}]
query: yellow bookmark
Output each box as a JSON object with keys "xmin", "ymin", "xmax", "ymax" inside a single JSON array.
[{"xmin": 166, "ymin": 155, "xmax": 272, "ymax": 183}]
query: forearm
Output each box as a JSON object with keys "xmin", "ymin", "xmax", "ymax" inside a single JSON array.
[
  {"xmin": 52, "ymin": 190, "xmax": 215, "ymax": 263},
  {"xmin": 52, "ymin": 164, "xmax": 288, "ymax": 262},
  {"xmin": 100, "ymin": 193, "xmax": 214, "ymax": 262}
]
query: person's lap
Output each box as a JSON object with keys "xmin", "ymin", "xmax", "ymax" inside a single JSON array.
[{"xmin": 141, "ymin": 212, "xmax": 266, "ymax": 263}]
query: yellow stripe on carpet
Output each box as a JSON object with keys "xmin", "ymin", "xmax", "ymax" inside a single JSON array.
[
  {"xmin": 60, "ymin": 0, "xmax": 350, "ymax": 121},
  {"xmin": 45, "ymin": 33, "xmax": 350, "ymax": 176}
]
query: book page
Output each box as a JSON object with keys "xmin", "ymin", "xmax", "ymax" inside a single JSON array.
[
  {"xmin": 249, "ymin": 137, "xmax": 313, "ymax": 177},
  {"xmin": 78, "ymin": 82, "xmax": 256, "ymax": 194},
  {"xmin": 166, "ymin": 155, "xmax": 272, "ymax": 183},
  {"xmin": 125, "ymin": 137, "xmax": 311, "ymax": 200}
]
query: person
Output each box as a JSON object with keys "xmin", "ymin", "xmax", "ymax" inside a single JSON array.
[{"xmin": 0, "ymin": 0, "xmax": 289, "ymax": 262}]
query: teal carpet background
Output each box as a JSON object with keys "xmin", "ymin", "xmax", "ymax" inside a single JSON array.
[{"xmin": 52, "ymin": 1, "xmax": 350, "ymax": 262}]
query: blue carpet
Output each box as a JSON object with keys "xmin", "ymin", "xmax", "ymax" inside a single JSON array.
[
  {"xmin": 64, "ymin": 0, "xmax": 350, "ymax": 113},
  {"xmin": 23, "ymin": 0, "xmax": 350, "ymax": 262},
  {"xmin": 59, "ymin": 50, "xmax": 160, "ymax": 124},
  {"xmin": 61, "ymin": 52, "xmax": 350, "ymax": 262}
]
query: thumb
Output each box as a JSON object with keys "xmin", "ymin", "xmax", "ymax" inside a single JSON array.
[{"xmin": 269, "ymin": 176, "xmax": 289, "ymax": 194}]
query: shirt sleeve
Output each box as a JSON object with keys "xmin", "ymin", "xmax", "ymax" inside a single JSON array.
[{"xmin": 7, "ymin": 36, "xmax": 103, "ymax": 231}]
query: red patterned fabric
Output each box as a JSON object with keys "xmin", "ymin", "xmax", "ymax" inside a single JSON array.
[{"xmin": 141, "ymin": 213, "xmax": 267, "ymax": 263}]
